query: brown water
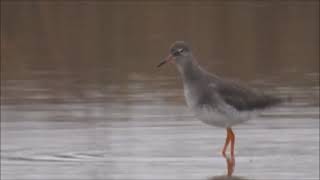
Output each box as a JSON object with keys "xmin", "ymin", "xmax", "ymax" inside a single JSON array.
[{"xmin": 1, "ymin": 1, "xmax": 319, "ymax": 180}]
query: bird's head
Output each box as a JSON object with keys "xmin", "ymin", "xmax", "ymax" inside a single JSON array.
[{"xmin": 157, "ymin": 41, "xmax": 193, "ymax": 68}]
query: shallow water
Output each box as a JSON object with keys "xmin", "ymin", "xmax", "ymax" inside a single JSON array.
[
  {"xmin": 1, "ymin": 1, "xmax": 319, "ymax": 180},
  {"xmin": 1, "ymin": 76, "xmax": 319, "ymax": 179}
]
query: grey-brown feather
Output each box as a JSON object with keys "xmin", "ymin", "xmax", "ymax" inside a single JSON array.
[
  {"xmin": 215, "ymin": 79, "xmax": 282, "ymax": 111},
  {"xmin": 181, "ymin": 64, "xmax": 282, "ymax": 112},
  {"xmin": 170, "ymin": 41, "xmax": 282, "ymax": 112},
  {"xmin": 203, "ymin": 70, "xmax": 282, "ymax": 111}
]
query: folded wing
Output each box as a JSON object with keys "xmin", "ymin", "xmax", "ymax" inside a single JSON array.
[{"xmin": 214, "ymin": 79, "xmax": 282, "ymax": 111}]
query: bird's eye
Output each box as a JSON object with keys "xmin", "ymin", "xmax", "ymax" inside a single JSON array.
[
  {"xmin": 178, "ymin": 48, "xmax": 184, "ymax": 53},
  {"xmin": 172, "ymin": 48, "xmax": 185, "ymax": 56}
]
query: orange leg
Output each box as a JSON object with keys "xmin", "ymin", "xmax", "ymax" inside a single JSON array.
[
  {"xmin": 225, "ymin": 154, "xmax": 235, "ymax": 176},
  {"xmin": 222, "ymin": 128, "xmax": 236, "ymax": 176},
  {"xmin": 228, "ymin": 128, "xmax": 235, "ymax": 157},
  {"xmin": 222, "ymin": 129, "xmax": 231, "ymax": 156},
  {"xmin": 222, "ymin": 128, "xmax": 236, "ymax": 156}
]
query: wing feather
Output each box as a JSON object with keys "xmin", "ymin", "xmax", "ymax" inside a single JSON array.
[{"xmin": 212, "ymin": 78, "xmax": 281, "ymax": 111}]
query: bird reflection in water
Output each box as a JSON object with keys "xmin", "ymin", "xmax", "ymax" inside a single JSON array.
[{"xmin": 207, "ymin": 155, "xmax": 251, "ymax": 180}]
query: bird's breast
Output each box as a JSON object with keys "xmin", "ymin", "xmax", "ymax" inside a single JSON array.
[
  {"xmin": 183, "ymin": 86, "xmax": 194, "ymax": 108},
  {"xmin": 183, "ymin": 83, "xmax": 204, "ymax": 109}
]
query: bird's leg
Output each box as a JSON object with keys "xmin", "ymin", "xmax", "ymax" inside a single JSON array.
[
  {"xmin": 225, "ymin": 154, "xmax": 235, "ymax": 176},
  {"xmin": 228, "ymin": 128, "xmax": 235, "ymax": 157},
  {"xmin": 222, "ymin": 128, "xmax": 231, "ymax": 157},
  {"xmin": 223, "ymin": 128, "xmax": 236, "ymax": 176},
  {"xmin": 228, "ymin": 128, "xmax": 236, "ymax": 173}
]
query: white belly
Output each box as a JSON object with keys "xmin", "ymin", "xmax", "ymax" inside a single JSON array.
[
  {"xmin": 184, "ymin": 86, "xmax": 256, "ymax": 128},
  {"xmin": 193, "ymin": 105, "xmax": 255, "ymax": 128}
]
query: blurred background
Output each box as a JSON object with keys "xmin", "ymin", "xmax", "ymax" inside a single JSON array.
[{"xmin": 1, "ymin": 1, "xmax": 319, "ymax": 180}]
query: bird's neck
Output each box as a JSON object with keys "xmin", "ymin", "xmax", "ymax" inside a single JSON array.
[{"xmin": 177, "ymin": 59, "xmax": 202, "ymax": 83}]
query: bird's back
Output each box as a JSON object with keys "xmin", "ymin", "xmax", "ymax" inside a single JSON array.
[{"xmin": 203, "ymin": 69, "xmax": 282, "ymax": 111}]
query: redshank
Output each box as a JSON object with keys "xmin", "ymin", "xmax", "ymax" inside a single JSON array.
[{"xmin": 157, "ymin": 41, "xmax": 282, "ymax": 174}]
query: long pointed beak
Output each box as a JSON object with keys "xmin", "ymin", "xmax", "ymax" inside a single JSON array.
[{"xmin": 157, "ymin": 54, "xmax": 174, "ymax": 68}]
